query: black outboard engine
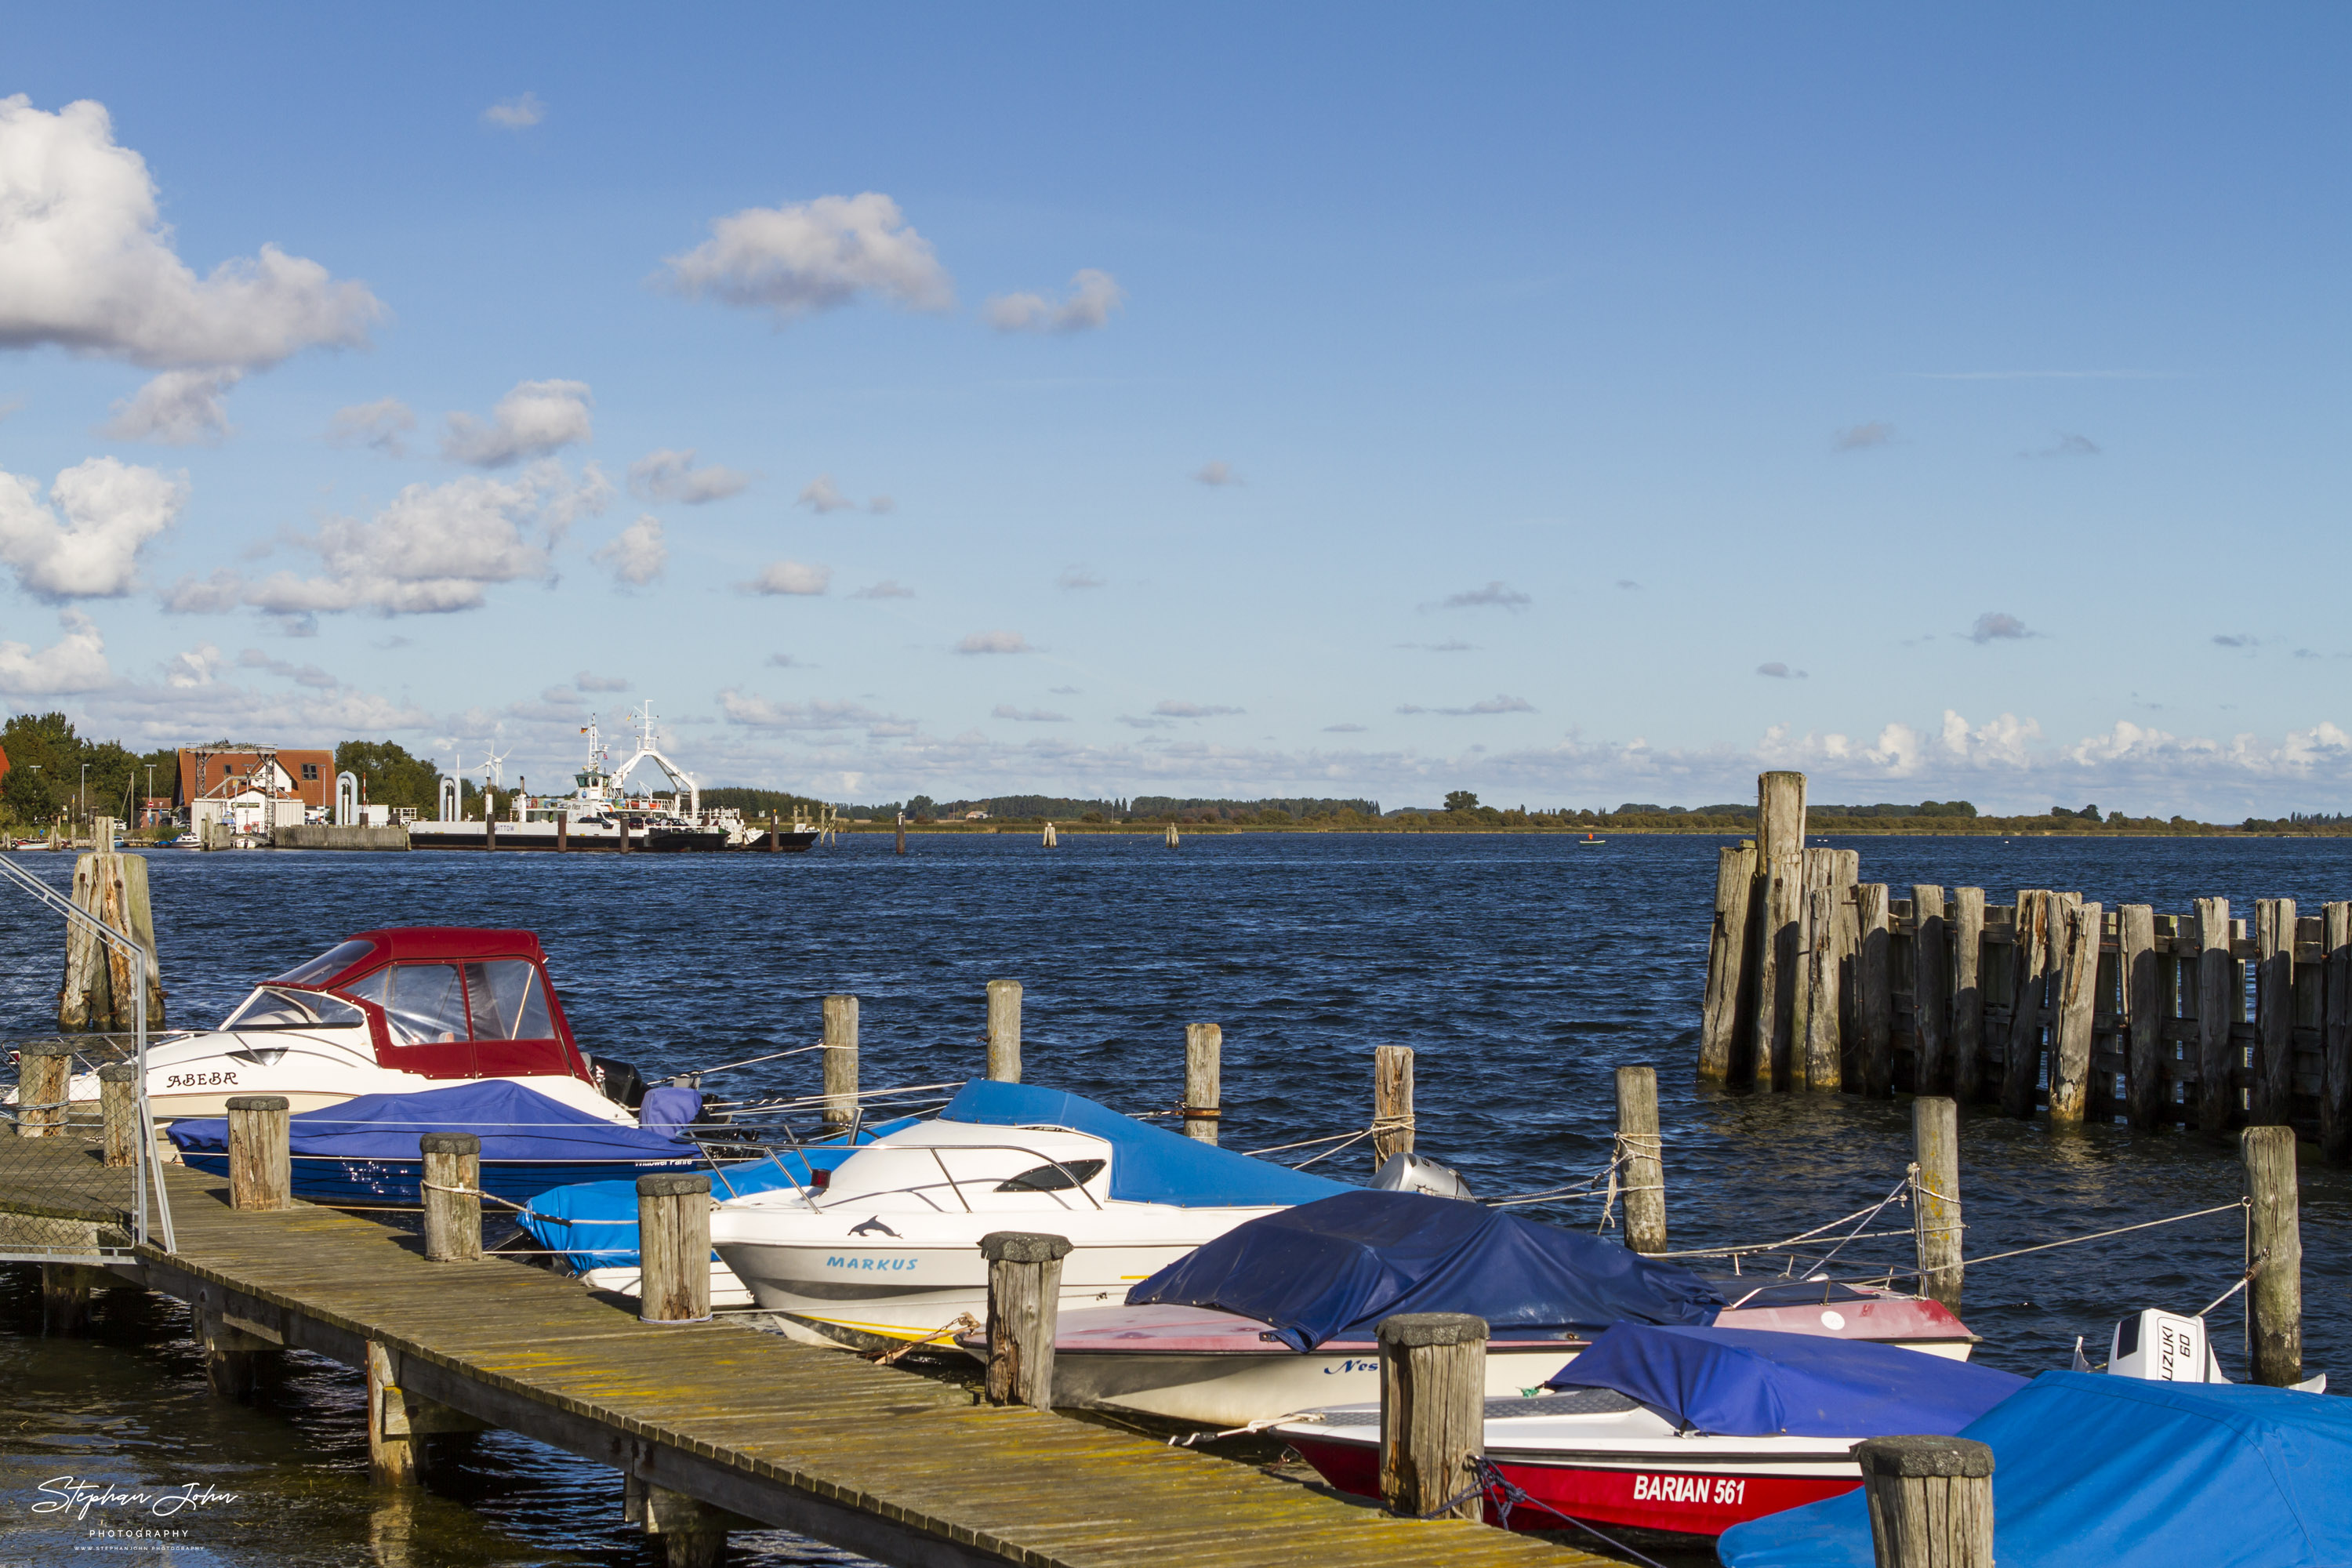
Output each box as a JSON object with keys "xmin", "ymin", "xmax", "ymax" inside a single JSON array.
[{"xmin": 589, "ymin": 1056, "xmax": 648, "ymax": 1109}]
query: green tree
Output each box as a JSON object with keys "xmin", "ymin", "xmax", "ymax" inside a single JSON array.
[
  {"xmin": 1443, "ymin": 789, "xmax": 1479, "ymax": 812},
  {"xmin": 336, "ymin": 740, "xmax": 445, "ymax": 815}
]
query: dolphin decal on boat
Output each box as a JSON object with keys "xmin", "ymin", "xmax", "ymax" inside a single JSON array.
[{"xmin": 850, "ymin": 1216, "xmax": 901, "ymax": 1238}]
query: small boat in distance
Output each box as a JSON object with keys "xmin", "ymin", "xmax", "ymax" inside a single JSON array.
[{"xmin": 1578, "ymin": 833, "xmax": 1606, "ymax": 845}]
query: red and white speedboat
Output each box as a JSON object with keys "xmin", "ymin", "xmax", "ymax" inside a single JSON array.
[{"xmin": 1272, "ymin": 1324, "xmax": 2028, "ymax": 1537}]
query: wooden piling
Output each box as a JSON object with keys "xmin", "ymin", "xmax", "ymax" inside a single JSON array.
[
  {"xmin": 895, "ymin": 812, "xmax": 906, "ymax": 855},
  {"xmin": 557, "ymin": 811, "xmax": 568, "ymax": 851},
  {"xmin": 617, "ymin": 815, "xmax": 630, "ymax": 855},
  {"xmin": 98, "ymin": 1061, "xmax": 137, "ymax": 1167},
  {"xmin": 1698, "ymin": 841, "xmax": 1759, "ymax": 1083},
  {"xmin": 1042, "ymin": 821, "xmax": 1058, "ymax": 847},
  {"xmin": 41, "ymin": 1262, "xmax": 103, "ymax": 1335},
  {"xmin": 2000, "ymin": 892, "xmax": 2053, "ymax": 1120},
  {"xmin": 1372, "ymin": 1044, "xmax": 1414, "ymax": 1167},
  {"xmin": 1831, "ymin": 849, "xmax": 1862, "ymax": 1056},
  {"xmin": 981, "ymin": 1231, "xmax": 1071, "ymax": 1410},
  {"xmin": 2194, "ymin": 897, "xmax": 2237, "ymax": 1134},
  {"xmin": 1911, "ymin": 1097, "xmax": 1963, "ymax": 1310},
  {"xmin": 420, "ymin": 1133, "xmax": 481, "ymax": 1262},
  {"xmin": 2324, "ymin": 902, "xmax": 2352, "ymax": 1164},
  {"xmin": 633, "ymin": 1483, "xmax": 752, "ymax": 1568},
  {"xmin": 1802, "ymin": 884, "xmax": 1842, "ymax": 1091},
  {"xmin": 1183, "ymin": 1023, "xmax": 1221, "ymax": 1145},
  {"xmin": 59, "ymin": 851, "xmax": 165, "ymax": 1033},
  {"xmin": 1376, "ymin": 1313, "xmax": 1487, "ymax": 1522},
  {"xmin": 767, "ymin": 811, "xmax": 780, "ymax": 853},
  {"xmin": 200, "ymin": 1308, "xmax": 266, "ymax": 1401},
  {"xmin": 985, "ymin": 979, "xmax": 1022, "ymax": 1083},
  {"xmin": 1857, "ymin": 884, "xmax": 1893, "ymax": 1097},
  {"xmin": 368, "ymin": 1338, "xmax": 419, "ymax": 1483},
  {"xmin": 2254, "ymin": 899, "xmax": 2296, "ymax": 1126},
  {"xmin": 2120, "ymin": 905, "xmax": 2165, "ymax": 1131},
  {"xmin": 485, "ymin": 811, "xmax": 496, "ymax": 851},
  {"xmin": 1913, "ymin": 885, "xmax": 1950, "ymax": 1095},
  {"xmin": 1166, "ymin": 822, "xmax": 1179, "ymax": 848},
  {"xmin": 226, "ymin": 1094, "xmax": 291, "ymax": 1211},
  {"xmin": 1855, "ymin": 1436, "xmax": 1994, "ymax": 1568},
  {"xmin": 1951, "ymin": 888, "xmax": 1986, "ymax": 1102},
  {"xmin": 2046, "ymin": 896, "xmax": 2101, "ymax": 1124},
  {"xmin": 822, "ymin": 995, "xmax": 859, "ymax": 1130},
  {"xmin": 1749, "ymin": 771, "xmax": 1808, "ymax": 1088},
  {"xmin": 13, "ymin": 1040, "xmax": 71, "ymax": 1138},
  {"xmin": 636, "ymin": 1173, "xmax": 712, "ymax": 1324},
  {"xmin": 1613, "ymin": 1065, "xmax": 1667, "ymax": 1254},
  {"xmin": 2242, "ymin": 1125, "xmax": 2302, "ymax": 1386}
]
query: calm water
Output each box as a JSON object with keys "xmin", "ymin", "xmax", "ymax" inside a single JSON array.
[{"xmin": 4, "ymin": 831, "xmax": 2350, "ymax": 1564}]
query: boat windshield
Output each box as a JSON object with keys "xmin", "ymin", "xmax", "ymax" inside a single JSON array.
[
  {"xmin": 340, "ymin": 961, "xmax": 554, "ymax": 1045},
  {"xmin": 268, "ymin": 939, "xmax": 379, "ymax": 987},
  {"xmin": 223, "ymin": 987, "xmax": 368, "ymax": 1031}
]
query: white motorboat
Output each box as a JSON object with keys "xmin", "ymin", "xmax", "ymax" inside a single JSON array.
[
  {"xmin": 708, "ymin": 1080, "xmax": 1352, "ymax": 1348},
  {"xmin": 15, "ymin": 927, "xmax": 649, "ymax": 1124},
  {"xmin": 1271, "ymin": 1323, "xmax": 2029, "ymax": 1537}
]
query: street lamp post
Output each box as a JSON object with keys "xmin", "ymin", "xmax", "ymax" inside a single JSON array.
[{"xmin": 80, "ymin": 762, "xmax": 89, "ymax": 829}]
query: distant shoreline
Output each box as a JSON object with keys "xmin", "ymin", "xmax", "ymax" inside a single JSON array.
[{"xmin": 840, "ymin": 822, "xmax": 2351, "ymax": 840}]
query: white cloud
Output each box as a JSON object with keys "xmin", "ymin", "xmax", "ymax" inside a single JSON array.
[
  {"xmin": 993, "ymin": 705, "xmax": 1070, "ymax": 723},
  {"xmin": 744, "ymin": 560, "xmax": 832, "ymax": 596},
  {"xmin": 659, "ymin": 192, "xmax": 954, "ymax": 324},
  {"xmin": 984, "ymin": 269, "xmax": 1125, "ymax": 333},
  {"xmin": 593, "ymin": 514, "xmax": 666, "ymax": 586},
  {"xmin": 236, "ymin": 648, "xmax": 338, "ymax": 688},
  {"xmin": 1397, "ymin": 639, "xmax": 1475, "ymax": 652},
  {"xmin": 102, "ymin": 367, "xmax": 244, "ymax": 444},
  {"xmin": 0, "ymin": 96, "xmax": 380, "ymax": 371},
  {"xmin": 224, "ymin": 460, "xmax": 608, "ymax": 615},
  {"xmin": 868, "ymin": 495, "xmax": 895, "ymax": 514},
  {"xmin": 164, "ymin": 642, "xmax": 222, "ymax": 688},
  {"xmin": 1323, "ymin": 723, "xmax": 1367, "ymax": 733},
  {"xmin": 1155, "ymin": 700, "xmax": 1243, "ymax": 718},
  {"xmin": 576, "ymin": 671, "xmax": 630, "ymax": 691},
  {"xmin": 0, "ymin": 456, "xmax": 187, "ymax": 599},
  {"xmin": 1438, "ymin": 581, "xmax": 1531, "ymax": 611},
  {"xmin": 956, "ymin": 630, "xmax": 1031, "ymax": 655},
  {"xmin": 162, "ymin": 568, "xmax": 243, "ymax": 614},
  {"xmin": 1397, "ymin": 695, "xmax": 1537, "ymax": 716},
  {"xmin": 627, "ymin": 448, "xmax": 751, "ymax": 504},
  {"xmin": 442, "ymin": 379, "xmax": 593, "ymax": 467},
  {"xmin": 717, "ymin": 691, "xmax": 906, "ymax": 731},
  {"xmin": 0, "ymin": 609, "xmax": 111, "ymax": 694},
  {"xmin": 1968, "ymin": 612, "xmax": 2035, "ymax": 644},
  {"xmin": 850, "ymin": 579, "xmax": 914, "ymax": 600},
  {"xmin": 481, "ymin": 93, "xmax": 545, "ymax": 129},
  {"xmin": 325, "ymin": 397, "xmax": 416, "ymax": 456},
  {"xmin": 1834, "ymin": 421, "xmax": 1894, "ymax": 451},
  {"xmin": 797, "ymin": 474, "xmax": 856, "ymax": 514},
  {"xmin": 1195, "ymin": 460, "xmax": 1241, "ymax": 486}
]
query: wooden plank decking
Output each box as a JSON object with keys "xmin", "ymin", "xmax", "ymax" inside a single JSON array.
[{"xmin": 2, "ymin": 1138, "xmax": 1609, "ymax": 1568}]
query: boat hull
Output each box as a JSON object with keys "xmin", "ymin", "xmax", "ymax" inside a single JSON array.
[
  {"xmin": 405, "ymin": 823, "xmax": 734, "ymax": 852},
  {"xmin": 1054, "ymin": 1340, "xmax": 1582, "ymax": 1426},
  {"xmin": 180, "ymin": 1152, "xmax": 701, "ymax": 1207}
]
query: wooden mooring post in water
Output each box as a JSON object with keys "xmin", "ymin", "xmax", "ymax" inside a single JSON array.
[{"xmin": 1697, "ymin": 771, "xmax": 2352, "ymax": 1159}]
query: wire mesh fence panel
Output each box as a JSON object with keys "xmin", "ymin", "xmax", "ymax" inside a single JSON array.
[{"xmin": 1, "ymin": 1036, "xmax": 151, "ymax": 1262}]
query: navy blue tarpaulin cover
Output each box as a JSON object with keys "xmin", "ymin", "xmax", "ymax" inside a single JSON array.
[
  {"xmin": 1720, "ymin": 1372, "xmax": 2352, "ymax": 1568},
  {"xmin": 938, "ymin": 1080, "xmax": 1350, "ymax": 1210},
  {"xmin": 1125, "ymin": 1189, "xmax": 1727, "ymax": 1350},
  {"xmin": 168, "ymin": 1080, "xmax": 701, "ymax": 1163},
  {"xmin": 1544, "ymin": 1324, "xmax": 2027, "ymax": 1436}
]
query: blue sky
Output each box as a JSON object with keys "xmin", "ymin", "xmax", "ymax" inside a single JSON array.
[{"xmin": 1, "ymin": 5, "xmax": 2347, "ymax": 815}]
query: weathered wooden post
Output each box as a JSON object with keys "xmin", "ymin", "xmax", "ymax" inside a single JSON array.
[
  {"xmin": 227, "ymin": 1094, "xmax": 292, "ymax": 1211},
  {"xmin": 617, "ymin": 812, "xmax": 630, "ymax": 854},
  {"xmin": 1912, "ymin": 1097, "xmax": 1964, "ymax": 1310},
  {"xmin": 822, "ymin": 994, "xmax": 859, "ymax": 1130},
  {"xmin": 2194, "ymin": 897, "xmax": 2237, "ymax": 1133},
  {"xmin": 767, "ymin": 811, "xmax": 780, "ymax": 853},
  {"xmin": 1911, "ymin": 886, "xmax": 1949, "ymax": 1095},
  {"xmin": 13, "ymin": 1040, "xmax": 71, "ymax": 1138},
  {"xmin": 484, "ymin": 810, "xmax": 496, "ymax": 851},
  {"xmin": 1856, "ymin": 1436, "xmax": 1994, "ymax": 1568},
  {"xmin": 1698, "ymin": 841, "xmax": 1759, "ymax": 1082},
  {"xmin": 2120, "ymin": 904, "xmax": 2164, "ymax": 1131},
  {"xmin": 636, "ymin": 1173, "xmax": 712, "ymax": 1324},
  {"xmin": 2001, "ymin": 891, "xmax": 2053, "ymax": 1120},
  {"xmin": 41, "ymin": 1262, "xmax": 107, "ymax": 1335},
  {"xmin": 2325, "ymin": 902, "xmax": 2352, "ymax": 1163},
  {"xmin": 1372, "ymin": 1044, "xmax": 1414, "ymax": 1167},
  {"xmin": 1613, "ymin": 1065, "xmax": 1667, "ymax": 1254},
  {"xmin": 2254, "ymin": 899, "xmax": 2297, "ymax": 1126},
  {"xmin": 556, "ymin": 809, "xmax": 569, "ymax": 851},
  {"xmin": 420, "ymin": 1133, "xmax": 481, "ymax": 1262},
  {"xmin": 199, "ymin": 1309, "xmax": 269, "ymax": 1401},
  {"xmin": 1857, "ymin": 884, "xmax": 1893, "ymax": 1096},
  {"xmin": 1183, "ymin": 1022, "xmax": 1221, "ymax": 1144},
  {"xmin": 2047, "ymin": 896, "xmax": 2102, "ymax": 1124},
  {"xmin": 1166, "ymin": 821, "xmax": 1179, "ymax": 848},
  {"xmin": 1951, "ymin": 887, "xmax": 1986, "ymax": 1101},
  {"xmin": 368, "ymin": 1339, "xmax": 419, "ymax": 1483},
  {"xmin": 1748, "ymin": 771, "xmax": 1808, "ymax": 1089},
  {"xmin": 985, "ymin": 978, "xmax": 1022, "ymax": 1082},
  {"xmin": 60, "ymin": 851, "xmax": 165, "ymax": 1032},
  {"xmin": 2243, "ymin": 1124, "xmax": 2302, "ymax": 1386},
  {"xmin": 981, "ymin": 1231, "xmax": 1070, "ymax": 1410},
  {"xmin": 1042, "ymin": 821, "xmax": 1058, "ymax": 847},
  {"xmin": 895, "ymin": 811, "xmax": 906, "ymax": 855},
  {"xmin": 1377, "ymin": 1312, "xmax": 1487, "ymax": 1522},
  {"xmin": 630, "ymin": 1481, "xmax": 752, "ymax": 1568},
  {"xmin": 98, "ymin": 1061, "xmax": 138, "ymax": 1167},
  {"xmin": 1802, "ymin": 884, "xmax": 1842, "ymax": 1091}
]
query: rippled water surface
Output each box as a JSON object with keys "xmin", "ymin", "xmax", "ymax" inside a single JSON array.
[{"xmin": 4, "ymin": 831, "xmax": 2349, "ymax": 1563}]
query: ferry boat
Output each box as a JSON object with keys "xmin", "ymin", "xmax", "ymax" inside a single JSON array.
[{"xmin": 406, "ymin": 707, "xmax": 816, "ymax": 852}]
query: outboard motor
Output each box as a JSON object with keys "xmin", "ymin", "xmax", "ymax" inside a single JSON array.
[
  {"xmin": 589, "ymin": 1055, "xmax": 648, "ymax": 1109},
  {"xmin": 2108, "ymin": 1308, "xmax": 2219, "ymax": 1382},
  {"xmin": 1370, "ymin": 1149, "xmax": 1475, "ymax": 1200}
]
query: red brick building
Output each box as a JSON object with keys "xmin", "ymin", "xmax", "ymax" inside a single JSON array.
[{"xmin": 176, "ymin": 748, "xmax": 336, "ymax": 812}]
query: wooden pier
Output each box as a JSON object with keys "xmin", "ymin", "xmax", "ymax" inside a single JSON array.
[{"xmin": 3, "ymin": 1136, "xmax": 1602, "ymax": 1568}]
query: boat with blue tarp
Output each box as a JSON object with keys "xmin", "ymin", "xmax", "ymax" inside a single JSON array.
[{"xmin": 1272, "ymin": 1324, "xmax": 2026, "ymax": 1536}]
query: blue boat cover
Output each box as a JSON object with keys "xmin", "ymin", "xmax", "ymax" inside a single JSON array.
[
  {"xmin": 1545, "ymin": 1323, "xmax": 2027, "ymax": 1436},
  {"xmin": 938, "ymin": 1080, "xmax": 1350, "ymax": 1210},
  {"xmin": 518, "ymin": 1114, "xmax": 925, "ymax": 1271},
  {"xmin": 637, "ymin": 1085, "xmax": 703, "ymax": 1136},
  {"xmin": 1720, "ymin": 1372, "xmax": 2352, "ymax": 1568},
  {"xmin": 1125, "ymin": 1189, "xmax": 1726, "ymax": 1350},
  {"xmin": 167, "ymin": 1080, "xmax": 700, "ymax": 1163}
]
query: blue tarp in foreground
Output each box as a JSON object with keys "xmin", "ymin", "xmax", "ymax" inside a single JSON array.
[
  {"xmin": 937, "ymin": 1080, "xmax": 1352, "ymax": 1210},
  {"xmin": 1127, "ymin": 1189, "xmax": 1727, "ymax": 1350},
  {"xmin": 1721, "ymin": 1372, "xmax": 2352, "ymax": 1568},
  {"xmin": 168, "ymin": 1080, "xmax": 701, "ymax": 1163},
  {"xmin": 1545, "ymin": 1324, "xmax": 2028, "ymax": 1436}
]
